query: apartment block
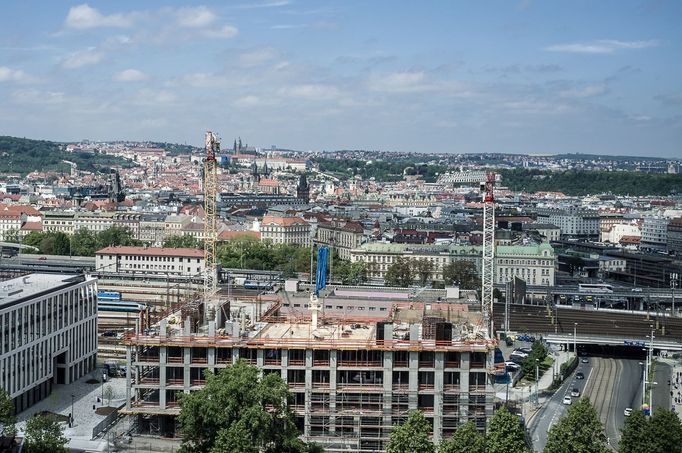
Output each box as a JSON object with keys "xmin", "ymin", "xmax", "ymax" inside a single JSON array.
[
  {"xmin": 260, "ymin": 215, "xmax": 311, "ymax": 246},
  {"xmin": 95, "ymin": 246, "xmax": 205, "ymax": 276}
]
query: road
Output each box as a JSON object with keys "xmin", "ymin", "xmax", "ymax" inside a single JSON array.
[{"xmin": 529, "ymin": 357, "xmax": 644, "ymax": 451}]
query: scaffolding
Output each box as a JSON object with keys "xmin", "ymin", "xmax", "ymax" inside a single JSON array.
[{"xmin": 203, "ymin": 131, "xmax": 219, "ymax": 305}]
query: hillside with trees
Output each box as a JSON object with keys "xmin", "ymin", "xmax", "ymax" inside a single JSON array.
[
  {"xmin": 499, "ymin": 169, "xmax": 682, "ymax": 196},
  {"xmin": 0, "ymin": 136, "xmax": 132, "ymax": 175}
]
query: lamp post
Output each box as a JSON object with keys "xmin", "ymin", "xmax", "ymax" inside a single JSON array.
[
  {"xmin": 672, "ymin": 272, "xmax": 678, "ymax": 317},
  {"xmin": 535, "ymin": 358, "xmax": 540, "ymax": 405},
  {"xmin": 649, "ymin": 381, "xmax": 658, "ymax": 416},
  {"xmin": 573, "ymin": 322, "xmax": 578, "ymax": 357},
  {"xmin": 70, "ymin": 394, "xmax": 74, "ymax": 426},
  {"xmin": 639, "ymin": 361, "xmax": 645, "ymax": 407}
]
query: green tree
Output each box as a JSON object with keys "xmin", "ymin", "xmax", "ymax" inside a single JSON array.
[
  {"xmin": 619, "ymin": 409, "xmax": 648, "ymax": 453},
  {"xmin": 163, "ymin": 234, "xmax": 201, "ymax": 249},
  {"xmin": 0, "ymin": 389, "xmax": 16, "ymax": 438},
  {"xmin": 438, "ymin": 421, "xmax": 484, "ymax": 453},
  {"xmin": 52, "ymin": 232, "xmax": 70, "ymax": 255},
  {"xmin": 386, "ymin": 410, "xmax": 435, "ymax": 453},
  {"xmin": 521, "ymin": 341, "xmax": 548, "ymax": 381},
  {"xmin": 23, "ymin": 414, "xmax": 69, "ymax": 453},
  {"xmin": 3, "ymin": 228, "xmax": 19, "ymax": 244},
  {"xmin": 177, "ymin": 360, "xmax": 313, "ymax": 453},
  {"xmin": 335, "ymin": 260, "xmax": 368, "ymax": 285},
  {"xmin": 70, "ymin": 228, "xmax": 98, "ymax": 256},
  {"xmin": 413, "ymin": 259, "xmax": 434, "ymax": 286},
  {"xmin": 486, "ymin": 405, "xmax": 530, "ymax": 453},
  {"xmin": 96, "ymin": 226, "xmax": 141, "ymax": 249},
  {"xmin": 385, "ymin": 257, "xmax": 415, "ymax": 287},
  {"xmin": 648, "ymin": 408, "xmax": 682, "ymax": 453},
  {"xmin": 544, "ymin": 397, "xmax": 608, "ymax": 453},
  {"xmin": 442, "ymin": 260, "xmax": 480, "ymax": 289}
]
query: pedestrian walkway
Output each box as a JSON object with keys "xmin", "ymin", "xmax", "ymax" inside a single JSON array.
[{"xmin": 669, "ymin": 358, "xmax": 682, "ymax": 421}]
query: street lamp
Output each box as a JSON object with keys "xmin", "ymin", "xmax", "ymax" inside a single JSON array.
[
  {"xmin": 70, "ymin": 394, "xmax": 75, "ymax": 426},
  {"xmin": 573, "ymin": 322, "xmax": 578, "ymax": 357},
  {"xmin": 648, "ymin": 381, "xmax": 658, "ymax": 417},
  {"xmin": 535, "ymin": 358, "xmax": 540, "ymax": 405}
]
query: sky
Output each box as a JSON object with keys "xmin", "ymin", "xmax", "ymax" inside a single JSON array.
[{"xmin": 0, "ymin": 1, "xmax": 681, "ymax": 157}]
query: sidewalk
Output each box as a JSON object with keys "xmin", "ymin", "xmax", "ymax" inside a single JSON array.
[{"xmin": 669, "ymin": 359, "xmax": 682, "ymax": 421}]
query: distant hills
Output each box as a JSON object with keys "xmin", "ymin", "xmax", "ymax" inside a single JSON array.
[{"xmin": 0, "ymin": 136, "xmax": 133, "ymax": 176}]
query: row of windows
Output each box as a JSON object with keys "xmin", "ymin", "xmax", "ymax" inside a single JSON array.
[{"xmin": 105, "ymin": 255, "xmax": 201, "ymax": 263}]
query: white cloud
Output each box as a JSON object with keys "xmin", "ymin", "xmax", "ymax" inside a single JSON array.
[
  {"xmin": 61, "ymin": 49, "xmax": 103, "ymax": 69},
  {"xmin": 233, "ymin": 95, "xmax": 264, "ymax": 108},
  {"xmin": 0, "ymin": 66, "xmax": 28, "ymax": 83},
  {"xmin": 113, "ymin": 69, "xmax": 148, "ymax": 82},
  {"xmin": 176, "ymin": 6, "xmax": 217, "ymax": 28},
  {"xmin": 279, "ymin": 84, "xmax": 341, "ymax": 101},
  {"xmin": 202, "ymin": 24, "xmax": 239, "ymax": 39},
  {"xmin": 559, "ymin": 83, "xmax": 607, "ymax": 98},
  {"xmin": 368, "ymin": 71, "xmax": 472, "ymax": 96},
  {"xmin": 11, "ymin": 89, "xmax": 65, "ymax": 105},
  {"xmin": 134, "ymin": 89, "xmax": 177, "ymax": 105},
  {"xmin": 64, "ymin": 4, "xmax": 135, "ymax": 29},
  {"xmin": 545, "ymin": 40, "xmax": 659, "ymax": 54},
  {"xmin": 238, "ymin": 48, "xmax": 275, "ymax": 67}
]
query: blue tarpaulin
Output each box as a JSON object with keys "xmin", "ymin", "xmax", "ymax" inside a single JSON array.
[{"xmin": 315, "ymin": 246, "xmax": 328, "ymax": 296}]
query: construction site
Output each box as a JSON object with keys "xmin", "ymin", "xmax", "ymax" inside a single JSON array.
[{"xmin": 121, "ymin": 132, "xmax": 501, "ymax": 452}]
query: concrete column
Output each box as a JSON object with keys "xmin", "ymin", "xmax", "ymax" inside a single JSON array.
[
  {"xmin": 408, "ymin": 351, "xmax": 419, "ymax": 410},
  {"xmin": 433, "ymin": 352, "xmax": 445, "ymax": 443},
  {"xmin": 125, "ymin": 346, "xmax": 132, "ymax": 410},
  {"xmin": 383, "ymin": 349, "xmax": 393, "ymax": 430},
  {"xmin": 159, "ymin": 319, "xmax": 167, "ymax": 338},
  {"xmin": 233, "ymin": 347, "xmax": 240, "ymax": 364},
  {"xmin": 281, "ymin": 349, "xmax": 289, "ymax": 381},
  {"xmin": 183, "ymin": 347, "xmax": 191, "ymax": 392},
  {"xmin": 159, "ymin": 346, "xmax": 167, "ymax": 410},
  {"xmin": 329, "ymin": 350, "xmax": 337, "ymax": 433},
  {"xmin": 304, "ymin": 349, "xmax": 313, "ymax": 438},
  {"xmin": 459, "ymin": 352, "xmax": 471, "ymax": 420}
]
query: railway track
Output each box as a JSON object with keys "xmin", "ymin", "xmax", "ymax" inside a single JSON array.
[{"xmin": 493, "ymin": 303, "xmax": 682, "ymax": 341}]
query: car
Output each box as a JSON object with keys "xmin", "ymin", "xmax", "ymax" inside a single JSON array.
[
  {"xmin": 509, "ymin": 355, "xmax": 526, "ymax": 365},
  {"xmin": 581, "ymin": 358, "xmax": 589, "ymax": 364},
  {"xmin": 511, "ymin": 350, "xmax": 529, "ymax": 358},
  {"xmin": 624, "ymin": 407, "xmax": 633, "ymax": 416},
  {"xmin": 38, "ymin": 256, "xmax": 47, "ymax": 260},
  {"xmin": 517, "ymin": 347, "xmax": 533, "ymax": 354},
  {"xmin": 563, "ymin": 396, "xmax": 572, "ymax": 405},
  {"xmin": 504, "ymin": 361, "xmax": 520, "ymax": 371},
  {"xmin": 576, "ymin": 372, "xmax": 585, "ymax": 380},
  {"xmin": 570, "ymin": 388, "xmax": 580, "ymax": 397},
  {"xmin": 631, "ymin": 288, "xmax": 642, "ymax": 292}
]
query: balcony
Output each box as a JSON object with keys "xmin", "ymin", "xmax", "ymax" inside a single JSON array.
[
  {"xmin": 191, "ymin": 357, "xmax": 208, "ymax": 364},
  {"xmin": 418, "ymin": 383, "xmax": 434, "ymax": 391},
  {"xmin": 469, "ymin": 384, "xmax": 487, "ymax": 393},
  {"xmin": 167, "ymin": 356, "xmax": 183, "ymax": 364},
  {"xmin": 167, "ymin": 378, "xmax": 183, "ymax": 386},
  {"xmin": 392, "ymin": 383, "xmax": 409, "ymax": 391},
  {"xmin": 443, "ymin": 384, "xmax": 460, "ymax": 392},
  {"xmin": 288, "ymin": 359, "xmax": 305, "ymax": 366},
  {"xmin": 338, "ymin": 360, "xmax": 382, "ymax": 368}
]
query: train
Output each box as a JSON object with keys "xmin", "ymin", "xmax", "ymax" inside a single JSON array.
[
  {"xmin": 578, "ymin": 283, "xmax": 613, "ymax": 293},
  {"xmin": 243, "ymin": 280, "xmax": 273, "ymax": 290},
  {"xmin": 97, "ymin": 291, "xmax": 123, "ymax": 301},
  {"xmin": 97, "ymin": 299, "xmax": 148, "ymax": 313}
]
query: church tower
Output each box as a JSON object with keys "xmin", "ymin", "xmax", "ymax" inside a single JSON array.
[{"xmin": 296, "ymin": 173, "xmax": 310, "ymax": 203}]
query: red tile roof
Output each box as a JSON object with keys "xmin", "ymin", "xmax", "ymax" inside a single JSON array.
[{"xmin": 96, "ymin": 246, "xmax": 204, "ymax": 257}]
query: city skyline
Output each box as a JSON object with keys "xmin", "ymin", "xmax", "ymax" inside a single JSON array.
[{"xmin": 0, "ymin": 1, "xmax": 681, "ymax": 157}]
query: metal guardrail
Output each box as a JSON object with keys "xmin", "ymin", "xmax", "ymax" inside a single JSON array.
[
  {"xmin": 92, "ymin": 403, "xmax": 125, "ymax": 439},
  {"xmin": 543, "ymin": 333, "xmax": 682, "ymax": 351}
]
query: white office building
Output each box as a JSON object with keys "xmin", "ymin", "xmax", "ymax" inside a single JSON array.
[{"xmin": 0, "ymin": 274, "xmax": 98, "ymax": 412}]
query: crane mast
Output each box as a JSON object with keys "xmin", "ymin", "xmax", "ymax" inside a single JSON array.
[
  {"xmin": 203, "ymin": 131, "xmax": 219, "ymax": 301},
  {"xmin": 481, "ymin": 171, "xmax": 496, "ymax": 338}
]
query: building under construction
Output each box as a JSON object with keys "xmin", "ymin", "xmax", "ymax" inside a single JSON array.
[{"xmin": 122, "ymin": 285, "xmax": 497, "ymax": 452}]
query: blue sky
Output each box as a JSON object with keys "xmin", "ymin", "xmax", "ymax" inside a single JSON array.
[{"xmin": 0, "ymin": 1, "xmax": 680, "ymax": 157}]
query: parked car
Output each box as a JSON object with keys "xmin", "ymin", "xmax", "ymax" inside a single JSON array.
[
  {"xmin": 624, "ymin": 407, "xmax": 633, "ymax": 416},
  {"xmin": 517, "ymin": 347, "xmax": 533, "ymax": 354},
  {"xmin": 505, "ymin": 361, "xmax": 521, "ymax": 371},
  {"xmin": 581, "ymin": 358, "xmax": 589, "ymax": 363},
  {"xmin": 563, "ymin": 396, "xmax": 572, "ymax": 405},
  {"xmin": 570, "ymin": 388, "xmax": 580, "ymax": 397},
  {"xmin": 38, "ymin": 256, "xmax": 47, "ymax": 260},
  {"xmin": 576, "ymin": 372, "xmax": 585, "ymax": 380}
]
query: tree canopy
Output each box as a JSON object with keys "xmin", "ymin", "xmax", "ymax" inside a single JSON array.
[
  {"xmin": 23, "ymin": 414, "xmax": 69, "ymax": 453},
  {"xmin": 486, "ymin": 405, "xmax": 530, "ymax": 453},
  {"xmin": 386, "ymin": 411, "xmax": 435, "ymax": 453},
  {"xmin": 163, "ymin": 234, "xmax": 202, "ymax": 249},
  {"xmin": 544, "ymin": 397, "xmax": 608, "ymax": 453},
  {"xmin": 177, "ymin": 360, "xmax": 318, "ymax": 453},
  {"xmin": 334, "ymin": 260, "xmax": 368, "ymax": 285},
  {"xmin": 438, "ymin": 421, "xmax": 485, "ymax": 453},
  {"xmin": 0, "ymin": 136, "xmax": 132, "ymax": 175},
  {"xmin": 23, "ymin": 226, "xmax": 141, "ymax": 256},
  {"xmin": 442, "ymin": 260, "xmax": 480, "ymax": 289},
  {"xmin": 216, "ymin": 237, "xmax": 313, "ymax": 276},
  {"xmin": 619, "ymin": 409, "xmax": 649, "ymax": 453},
  {"xmin": 0, "ymin": 389, "xmax": 15, "ymax": 438},
  {"xmin": 499, "ymin": 168, "xmax": 682, "ymax": 196},
  {"xmin": 647, "ymin": 408, "xmax": 682, "ymax": 453},
  {"xmin": 384, "ymin": 257, "xmax": 416, "ymax": 287}
]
